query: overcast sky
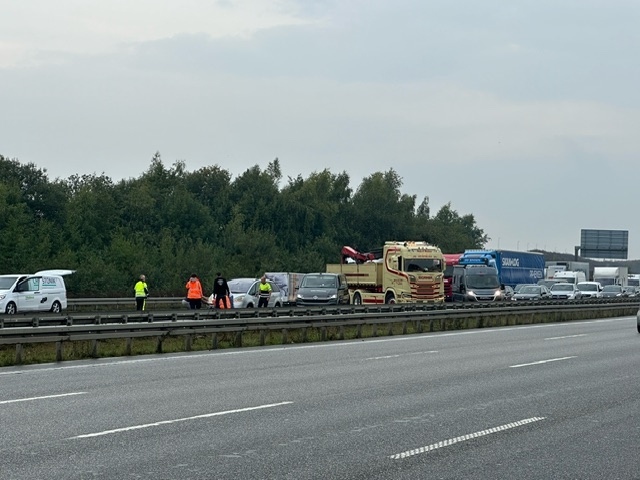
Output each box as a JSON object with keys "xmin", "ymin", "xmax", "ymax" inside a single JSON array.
[{"xmin": 2, "ymin": 0, "xmax": 639, "ymax": 257}]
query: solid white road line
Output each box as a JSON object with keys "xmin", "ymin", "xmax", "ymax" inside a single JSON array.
[
  {"xmin": 544, "ymin": 334, "xmax": 587, "ymax": 341},
  {"xmin": 69, "ymin": 401, "xmax": 293, "ymax": 439},
  {"xmin": 0, "ymin": 392, "xmax": 87, "ymax": 405},
  {"xmin": 390, "ymin": 417, "xmax": 546, "ymax": 460},
  {"xmin": 509, "ymin": 356, "xmax": 577, "ymax": 368}
]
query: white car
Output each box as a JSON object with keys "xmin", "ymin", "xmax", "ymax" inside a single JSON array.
[
  {"xmin": 228, "ymin": 278, "xmax": 284, "ymax": 308},
  {"xmin": 550, "ymin": 283, "xmax": 582, "ymax": 300},
  {"xmin": 576, "ymin": 282, "xmax": 603, "ymax": 299}
]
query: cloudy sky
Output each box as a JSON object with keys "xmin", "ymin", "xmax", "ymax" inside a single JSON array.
[{"xmin": 2, "ymin": 0, "xmax": 639, "ymax": 257}]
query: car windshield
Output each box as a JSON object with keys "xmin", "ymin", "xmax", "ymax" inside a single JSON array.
[
  {"xmin": 520, "ymin": 286, "xmax": 541, "ymax": 294},
  {"xmin": 577, "ymin": 284, "xmax": 597, "ymax": 291},
  {"xmin": 551, "ymin": 284, "xmax": 573, "ymax": 292},
  {"xmin": 228, "ymin": 279, "xmax": 256, "ymax": 294},
  {"xmin": 404, "ymin": 258, "xmax": 443, "ymax": 273},
  {"xmin": 602, "ymin": 285, "xmax": 622, "ymax": 292},
  {"xmin": 465, "ymin": 274, "xmax": 500, "ymax": 289},
  {"xmin": 0, "ymin": 276, "xmax": 19, "ymax": 290},
  {"xmin": 301, "ymin": 275, "xmax": 337, "ymax": 288}
]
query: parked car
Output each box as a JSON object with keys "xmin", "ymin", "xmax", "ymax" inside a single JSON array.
[
  {"xmin": 576, "ymin": 282, "xmax": 603, "ymax": 299},
  {"xmin": 512, "ymin": 285, "xmax": 551, "ymax": 301},
  {"xmin": 602, "ymin": 285, "xmax": 626, "ymax": 298},
  {"xmin": 550, "ymin": 283, "xmax": 582, "ymax": 300},
  {"xmin": 228, "ymin": 278, "xmax": 284, "ymax": 308},
  {"xmin": 296, "ymin": 273, "xmax": 350, "ymax": 307}
]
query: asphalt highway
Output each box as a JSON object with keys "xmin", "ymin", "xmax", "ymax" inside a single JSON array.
[{"xmin": 1, "ymin": 315, "xmax": 639, "ymax": 479}]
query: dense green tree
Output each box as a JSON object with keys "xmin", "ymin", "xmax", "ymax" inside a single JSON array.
[{"xmin": 0, "ymin": 153, "xmax": 487, "ymax": 296}]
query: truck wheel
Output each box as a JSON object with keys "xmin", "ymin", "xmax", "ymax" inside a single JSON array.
[
  {"xmin": 51, "ymin": 301, "xmax": 62, "ymax": 313},
  {"xmin": 353, "ymin": 293, "xmax": 362, "ymax": 305},
  {"xmin": 385, "ymin": 292, "xmax": 396, "ymax": 304},
  {"xmin": 5, "ymin": 302, "xmax": 17, "ymax": 315}
]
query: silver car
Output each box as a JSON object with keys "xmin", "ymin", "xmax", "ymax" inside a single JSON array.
[{"xmin": 229, "ymin": 278, "xmax": 284, "ymax": 308}]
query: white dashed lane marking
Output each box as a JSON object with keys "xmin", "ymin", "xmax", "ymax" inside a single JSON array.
[
  {"xmin": 509, "ymin": 356, "xmax": 577, "ymax": 368},
  {"xmin": 0, "ymin": 392, "xmax": 87, "ymax": 405},
  {"xmin": 366, "ymin": 351, "xmax": 438, "ymax": 361},
  {"xmin": 544, "ymin": 334, "xmax": 587, "ymax": 341},
  {"xmin": 69, "ymin": 401, "xmax": 293, "ymax": 439}
]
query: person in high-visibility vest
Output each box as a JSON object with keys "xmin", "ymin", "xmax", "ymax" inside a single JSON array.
[
  {"xmin": 257, "ymin": 275, "xmax": 272, "ymax": 307},
  {"xmin": 186, "ymin": 274, "xmax": 203, "ymax": 309},
  {"xmin": 134, "ymin": 274, "xmax": 149, "ymax": 311}
]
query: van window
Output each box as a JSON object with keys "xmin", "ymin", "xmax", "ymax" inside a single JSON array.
[{"xmin": 17, "ymin": 278, "xmax": 40, "ymax": 292}]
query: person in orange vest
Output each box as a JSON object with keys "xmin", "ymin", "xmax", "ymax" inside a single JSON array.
[{"xmin": 185, "ymin": 273, "xmax": 203, "ymax": 309}]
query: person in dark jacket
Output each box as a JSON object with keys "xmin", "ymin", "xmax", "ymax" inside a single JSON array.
[{"xmin": 213, "ymin": 272, "xmax": 230, "ymax": 309}]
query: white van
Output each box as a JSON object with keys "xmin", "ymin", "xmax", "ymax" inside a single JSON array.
[
  {"xmin": 553, "ymin": 270, "xmax": 586, "ymax": 285},
  {"xmin": 0, "ymin": 270, "xmax": 75, "ymax": 315}
]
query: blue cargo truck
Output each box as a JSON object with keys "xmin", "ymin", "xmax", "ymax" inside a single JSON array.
[{"xmin": 460, "ymin": 250, "xmax": 545, "ymax": 288}]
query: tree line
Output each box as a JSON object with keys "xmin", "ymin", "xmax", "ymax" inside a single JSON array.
[{"xmin": 0, "ymin": 153, "xmax": 488, "ymax": 297}]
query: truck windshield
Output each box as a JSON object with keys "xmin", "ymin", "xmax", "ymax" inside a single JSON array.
[
  {"xmin": 466, "ymin": 274, "xmax": 500, "ymax": 289},
  {"xmin": 404, "ymin": 258, "xmax": 443, "ymax": 273}
]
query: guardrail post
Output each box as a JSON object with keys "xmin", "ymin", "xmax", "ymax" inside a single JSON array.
[
  {"xmin": 282, "ymin": 329, "xmax": 288, "ymax": 344},
  {"xmin": 372, "ymin": 324, "xmax": 378, "ymax": 337},
  {"xmin": 125, "ymin": 338, "xmax": 132, "ymax": 355},
  {"xmin": 302, "ymin": 328, "xmax": 308, "ymax": 343},
  {"xmin": 339, "ymin": 326, "xmax": 345, "ymax": 340},
  {"xmin": 91, "ymin": 339, "xmax": 98, "ymax": 358},
  {"xmin": 155, "ymin": 336, "xmax": 162, "ymax": 353},
  {"xmin": 235, "ymin": 331, "xmax": 243, "ymax": 348},
  {"xmin": 387, "ymin": 323, "xmax": 393, "ymax": 336},
  {"xmin": 172, "ymin": 313, "xmax": 177, "ymax": 322},
  {"xmin": 122, "ymin": 315, "xmax": 128, "ymax": 324},
  {"xmin": 356, "ymin": 324, "xmax": 362, "ymax": 339},
  {"xmin": 56, "ymin": 341, "xmax": 63, "ymax": 361},
  {"xmin": 211, "ymin": 333, "xmax": 218, "ymax": 350},
  {"xmin": 15, "ymin": 344, "xmax": 23, "ymax": 364},
  {"xmin": 148, "ymin": 314, "xmax": 154, "ymax": 324},
  {"xmin": 402, "ymin": 322, "xmax": 407, "ymax": 335},
  {"xmin": 185, "ymin": 335, "xmax": 192, "ymax": 351},
  {"xmin": 321, "ymin": 327, "xmax": 327, "ymax": 341},
  {"xmin": 94, "ymin": 316, "xmax": 101, "ymax": 325},
  {"xmin": 260, "ymin": 330, "xmax": 266, "ymax": 346}
]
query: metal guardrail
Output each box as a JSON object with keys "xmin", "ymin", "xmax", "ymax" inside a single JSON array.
[{"xmin": 0, "ymin": 300, "xmax": 637, "ymax": 364}]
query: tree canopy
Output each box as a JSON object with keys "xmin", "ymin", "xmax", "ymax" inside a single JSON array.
[{"xmin": 0, "ymin": 153, "xmax": 488, "ymax": 296}]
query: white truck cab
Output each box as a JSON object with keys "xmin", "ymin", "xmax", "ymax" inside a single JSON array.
[{"xmin": 0, "ymin": 270, "xmax": 75, "ymax": 315}]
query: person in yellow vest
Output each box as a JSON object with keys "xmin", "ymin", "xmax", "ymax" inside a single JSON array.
[
  {"xmin": 134, "ymin": 274, "xmax": 149, "ymax": 311},
  {"xmin": 258, "ymin": 275, "xmax": 272, "ymax": 307}
]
